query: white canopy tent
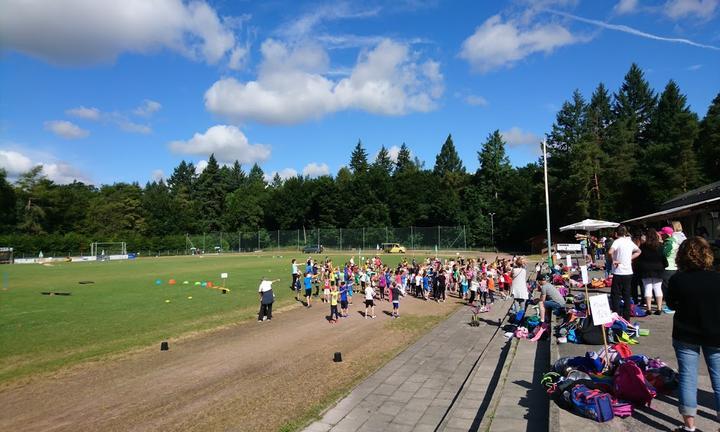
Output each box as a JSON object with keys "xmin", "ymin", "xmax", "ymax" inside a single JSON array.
[{"xmin": 559, "ymin": 219, "xmax": 619, "ymax": 232}]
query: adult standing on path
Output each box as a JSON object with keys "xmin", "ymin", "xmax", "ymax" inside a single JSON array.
[
  {"xmin": 291, "ymin": 259, "xmax": 300, "ymax": 300},
  {"xmin": 662, "ymin": 226, "xmax": 680, "ymax": 314},
  {"xmin": 635, "ymin": 228, "xmax": 668, "ymax": 315},
  {"xmin": 667, "ymin": 237, "xmax": 720, "ymax": 432},
  {"xmin": 608, "ymin": 226, "xmax": 641, "ymax": 320},
  {"xmin": 258, "ymin": 278, "xmax": 279, "ymax": 322},
  {"xmin": 510, "ymin": 256, "xmax": 529, "ymax": 313}
]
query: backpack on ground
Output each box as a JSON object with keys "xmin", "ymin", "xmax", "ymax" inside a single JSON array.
[
  {"xmin": 566, "ymin": 384, "xmax": 615, "ymax": 423},
  {"xmin": 611, "ymin": 399, "xmax": 633, "ymax": 418},
  {"xmin": 578, "ymin": 317, "xmax": 605, "ymax": 345},
  {"xmin": 614, "ymin": 360, "xmax": 656, "ymax": 406}
]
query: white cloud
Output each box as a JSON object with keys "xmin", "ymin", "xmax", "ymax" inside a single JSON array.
[
  {"xmin": 265, "ymin": 168, "xmax": 299, "ymax": 183},
  {"xmin": 169, "ymin": 125, "xmax": 271, "ymax": 165},
  {"xmin": 195, "ymin": 160, "xmax": 208, "ymax": 175},
  {"xmin": 686, "ymin": 64, "xmax": 703, "ymax": 70},
  {"xmin": 387, "ymin": 145, "xmax": 403, "ymax": 163},
  {"xmin": 614, "ymin": 0, "xmax": 639, "ymax": 14},
  {"xmin": 459, "ymin": 15, "xmax": 577, "ymax": 73},
  {"xmin": 132, "ymin": 100, "xmax": 162, "ymax": 117},
  {"xmin": 116, "ymin": 118, "xmax": 152, "ymax": 134},
  {"xmin": 465, "ymin": 94, "xmax": 489, "ymax": 106},
  {"xmin": 66, "ymin": 106, "xmax": 101, "ymax": 120},
  {"xmin": 65, "ymin": 103, "xmax": 154, "ymax": 133},
  {"xmin": 664, "ymin": 0, "xmax": 718, "ymax": 19},
  {"xmin": 205, "ymin": 38, "xmax": 443, "ymax": 124},
  {"xmin": 151, "ymin": 169, "xmax": 164, "ymax": 182},
  {"xmin": 302, "ymin": 162, "xmax": 330, "ymax": 178},
  {"xmin": 0, "ymin": 149, "xmax": 34, "ymax": 175},
  {"xmin": 0, "ymin": 0, "xmax": 242, "ymax": 66},
  {"xmin": 280, "ymin": 3, "xmax": 381, "ymax": 39},
  {"xmin": 500, "ymin": 127, "xmax": 541, "ymax": 148},
  {"xmin": 0, "ymin": 149, "xmax": 91, "ymax": 184},
  {"xmin": 44, "ymin": 120, "xmax": 89, "ymax": 139}
]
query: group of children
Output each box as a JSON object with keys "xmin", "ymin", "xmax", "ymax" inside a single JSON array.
[{"xmin": 290, "ymin": 254, "xmax": 526, "ymax": 323}]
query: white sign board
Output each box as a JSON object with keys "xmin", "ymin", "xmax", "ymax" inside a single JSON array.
[
  {"xmin": 221, "ymin": 273, "xmax": 228, "ymax": 279},
  {"xmin": 566, "ymin": 254, "xmax": 572, "ymax": 268},
  {"xmin": 557, "ymin": 243, "xmax": 582, "ymax": 252},
  {"xmin": 589, "ymin": 294, "xmax": 613, "ymax": 326},
  {"xmin": 580, "ymin": 265, "xmax": 589, "ymax": 285}
]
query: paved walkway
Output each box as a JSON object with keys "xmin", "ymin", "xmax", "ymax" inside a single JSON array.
[
  {"xmin": 303, "ymin": 299, "xmax": 513, "ymax": 432},
  {"xmin": 553, "ymin": 288, "xmax": 719, "ymax": 432}
]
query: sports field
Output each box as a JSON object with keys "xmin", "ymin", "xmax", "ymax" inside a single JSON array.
[{"xmin": 0, "ymin": 253, "xmax": 417, "ymax": 383}]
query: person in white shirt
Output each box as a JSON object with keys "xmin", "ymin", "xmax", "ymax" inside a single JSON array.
[
  {"xmin": 258, "ymin": 278, "xmax": 279, "ymax": 322},
  {"xmin": 291, "ymin": 259, "xmax": 300, "ymax": 300},
  {"xmin": 364, "ymin": 284, "xmax": 376, "ymax": 319},
  {"xmin": 608, "ymin": 226, "xmax": 641, "ymax": 320}
]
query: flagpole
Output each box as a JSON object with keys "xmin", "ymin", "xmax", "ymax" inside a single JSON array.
[{"xmin": 543, "ymin": 139, "xmax": 553, "ymax": 268}]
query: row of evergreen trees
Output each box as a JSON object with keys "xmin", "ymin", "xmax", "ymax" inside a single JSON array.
[{"xmin": 1, "ymin": 64, "xmax": 718, "ymax": 254}]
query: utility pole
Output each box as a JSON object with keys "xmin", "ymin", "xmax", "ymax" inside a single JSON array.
[
  {"xmin": 489, "ymin": 213, "xmax": 495, "ymax": 248},
  {"xmin": 543, "ymin": 139, "xmax": 553, "ymax": 267}
]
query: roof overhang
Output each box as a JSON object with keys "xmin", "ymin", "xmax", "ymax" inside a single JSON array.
[{"xmin": 623, "ymin": 197, "xmax": 720, "ymax": 224}]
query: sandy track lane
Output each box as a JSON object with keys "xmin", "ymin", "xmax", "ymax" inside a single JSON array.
[{"xmin": 0, "ymin": 294, "xmax": 460, "ymax": 432}]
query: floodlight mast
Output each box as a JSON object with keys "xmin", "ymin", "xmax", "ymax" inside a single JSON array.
[{"xmin": 542, "ymin": 139, "xmax": 552, "ymax": 268}]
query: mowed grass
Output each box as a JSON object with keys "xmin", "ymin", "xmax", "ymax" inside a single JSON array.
[{"xmin": 0, "ymin": 253, "xmax": 405, "ymax": 384}]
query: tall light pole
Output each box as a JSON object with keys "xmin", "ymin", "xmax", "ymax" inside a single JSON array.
[
  {"xmin": 489, "ymin": 212, "xmax": 495, "ymax": 248},
  {"xmin": 542, "ymin": 139, "xmax": 553, "ymax": 267}
]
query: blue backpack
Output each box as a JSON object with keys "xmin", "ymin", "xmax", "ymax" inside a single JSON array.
[
  {"xmin": 513, "ymin": 309, "xmax": 525, "ymax": 324},
  {"xmin": 568, "ymin": 384, "xmax": 615, "ymax": 422}
]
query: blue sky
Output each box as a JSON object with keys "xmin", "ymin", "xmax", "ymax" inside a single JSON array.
[{"xmin": 1, "ymin": 0, "xmax": 718, "ymax": 185}]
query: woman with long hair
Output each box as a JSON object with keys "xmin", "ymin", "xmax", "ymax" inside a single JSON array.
[
  {"xmin": 667, "ymin": 237, "xmax": 720, "ymax": 432},
  {"xmin": 635, "ymin": 228, "xmax": 668, "ymax": 315}
]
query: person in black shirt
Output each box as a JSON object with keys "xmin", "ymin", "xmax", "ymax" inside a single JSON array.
[
  {"xmin": 635, "ymin": 228, "xmax": 668, "ymax": 315},
  {"xmin": 667, "ymin": 237, "xmax": 720, "ymax": 432}
]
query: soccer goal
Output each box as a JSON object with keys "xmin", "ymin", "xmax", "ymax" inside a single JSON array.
[
  {"xmin": 0, "ymin": 247, "xmax": 13, "ymax": 264},
  {"xmin": 90, "ymin": 242, "xmax": 127, "ymax": 260}
]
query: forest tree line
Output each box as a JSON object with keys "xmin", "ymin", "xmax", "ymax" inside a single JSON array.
[{"xmin": 1, "ymin": 64, "xmax": 718, "ymax": 255}]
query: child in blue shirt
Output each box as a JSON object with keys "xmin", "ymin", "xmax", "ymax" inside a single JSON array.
[{"xmin": 339, "ymin": 281, "xmax": 349, "ymax": 317}]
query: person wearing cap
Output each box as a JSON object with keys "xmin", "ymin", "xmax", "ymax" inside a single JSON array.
[
  {"xmin": 258, "ymin": 278, "xmax": 279, "ymax": 322},
  {"xmin": 661, "ymin": 226, "xmax": 679, "ymax": 314}
]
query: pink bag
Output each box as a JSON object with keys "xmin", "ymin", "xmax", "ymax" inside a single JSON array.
[{"xmin": 614, "ymin": 361, "xmax": 656, "ymax": 406}]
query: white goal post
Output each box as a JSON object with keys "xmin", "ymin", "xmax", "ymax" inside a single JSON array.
[{"xmin": 90, "ymin": 242, "xmax": 127, "ymax": 258}]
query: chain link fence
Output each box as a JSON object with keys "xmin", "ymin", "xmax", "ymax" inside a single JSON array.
[{"xmin": 186, "ymin": 226, "xmax": 475, "ymax": 254}]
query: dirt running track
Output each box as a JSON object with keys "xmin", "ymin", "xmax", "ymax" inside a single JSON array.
[{"xmin": 0, "ymin": 295, "xmax": 460, "ymax": 432}]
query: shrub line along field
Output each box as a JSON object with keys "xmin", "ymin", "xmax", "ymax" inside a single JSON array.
[{"xmin": 0, "ymin": 252, "xmax": 478, "ymax": 385}]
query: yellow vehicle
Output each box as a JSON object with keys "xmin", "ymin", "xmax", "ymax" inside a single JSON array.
[{"xmin": 381, "ymin": 243, "xmax": 406, "ymax": 253}]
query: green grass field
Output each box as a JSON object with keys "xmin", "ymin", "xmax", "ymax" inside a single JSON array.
[{"xmin": 0, "ymin": 253, "xmax": 413, "ymax": 384}]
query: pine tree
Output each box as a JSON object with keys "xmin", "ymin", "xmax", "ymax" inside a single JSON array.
[
  {"xmin": 613, "ymin": 63, "xmax": 657, "ymax": 146},
  {"xmin": 194, "ymin": 154, "xmax": 224, "ymax": 232},
  {"xmin": 698, "ymin": 92, "xmax": 720, "ymax": 182},
  {"xmin": 645, "ymin": 80, "xmax": 700, "ymax": 202},
  {"xmin": 433, "ymin": 134, "xmax": 465, "ymax": 176},
  {"xmin": 373, "ymin": 145, "xmax": 394, "ymax": 175},
  {"xmin": 545, "ymin": 90, "xmax": 587, "ymax": 225},
  {"xmin": 547, "ymin": 89, "xmax": 587, "ymax": 155},
  {"xmin": 394, "ymin": 143, "xmax": 414, "ymax": 175},
  {"xmin": 248, "ymin": 163, "xmax": 265, "ymax": 185},
  {"xmin": 349, "ymin": 140, "xmax": 369, "ymax": 174},
  {"xmin": 228, "ymin": 161, "xmax": 246, "ymax": 191},
  {"xmin": 0, "ymin": 169, "xmax": 17, "ymax": 232},
  {"xmin": 477, "ymin": 130, "xmax": 511, "ymax": 201}
]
